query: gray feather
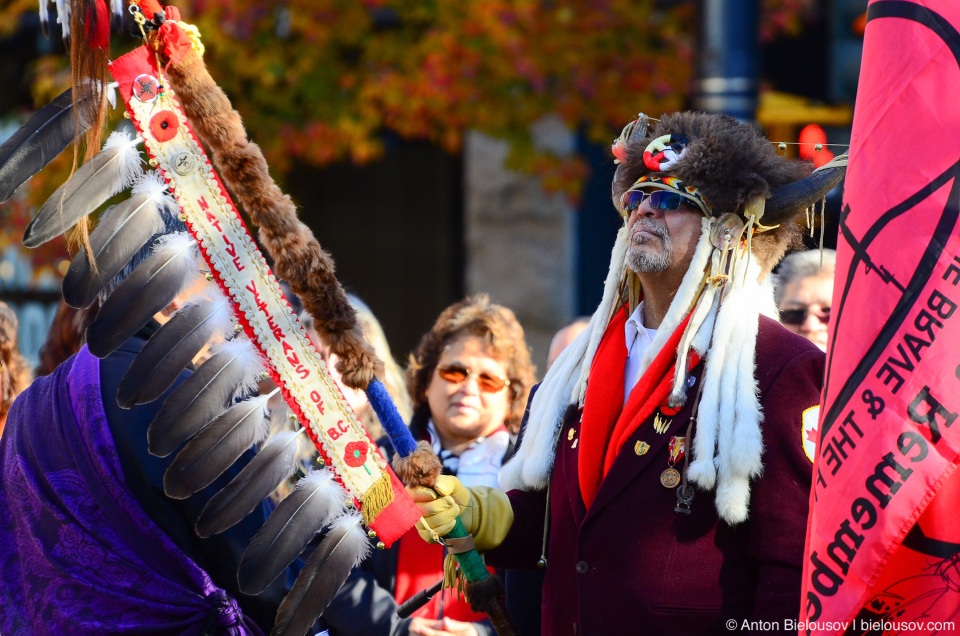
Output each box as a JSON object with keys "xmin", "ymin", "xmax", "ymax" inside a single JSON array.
[
  {"xmin": 196, "ymin": 431, "xmax": 302, "ymax": 538},
  {"xmin": 163, "ymin": 394, "xmax": 270, "ymax": 500},
  {"xmin": 0, "ymin": 88, "xmax": 93, "ymax": 204},
  {"xmin": 85, "ymin": 235, "xmax": 195, "ymax": 359},
  {"xmin": 24, "ymin": 133, "xmax": 141, "ymax": 248},
  {"xmin": 117, "ymin": 297, "xmax": 229, "ymax": 408},
  {"xmin": 148, "ymin": 346, "xmax": 254, "ymax": 457},
  {"xmin": 270, "ymin": 522, "xmax": 366, "ymax": 636},
  {"xmin": 239, "ymin": 470, "xmax": 345, "ymax": 595},
  {"xmin": 61, "ymin": 192, "xmax": 163, "ymax": 309}
]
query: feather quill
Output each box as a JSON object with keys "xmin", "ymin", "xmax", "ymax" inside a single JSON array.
[
  {"xmin": 271, "ymin": 514, "xmax": 371, "ymax": 636},
  {"xmin": 24, "ymin": 129, "xmax": 142, "ymax": 248},
  {"xmin": 62, "ymin": 172, "xmax": 174, "ymax": 309},
  {"xmin": 148, "ymin": 337, "xmax": 263, "ymax": 457},
  {"xmin": 196, "ymin": 430, "xmax": 305, "ymax": 538},
  {"xmin": 0, "ymin": 88, "xmax": 95, "ymax": 203},
  {"xmin": 163, "ymin": 391, "xmax": 274, "ymax": 500},
  {"xmin": 86, "ymin": 232, "xmax": 197, "ymax": 358},
  {"xmin": 239, "ymin": 468, "xmax": 348, "ymax": 595},
  {"xmin": 117, "ymin": 293, "xmax": 234, "ymax": 408}
]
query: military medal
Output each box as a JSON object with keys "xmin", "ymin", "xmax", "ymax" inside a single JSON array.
[{"xmin": 661, "ymin": 436, "xmax": 685, "ymax": 488}]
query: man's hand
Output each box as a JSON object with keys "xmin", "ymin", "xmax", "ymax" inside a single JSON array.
[
  {"xmin": 409, "ymin": 617, "xmax": 479, "ymax": 636},
  {"xmin": 407, "ymin": 475, "xmax": 471, "ymax": 541}
]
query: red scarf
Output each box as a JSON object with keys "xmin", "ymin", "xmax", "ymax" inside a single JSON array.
[
  {"xmin": 394, "ymin": 528, "xmax": 489, "ymax": 622},
  {"xmin": 578, "ymin": 308, "xmax": 694, "ymax": 509}
]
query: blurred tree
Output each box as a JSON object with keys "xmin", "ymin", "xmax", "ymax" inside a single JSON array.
[{"xmin": 1, "ymin": 0, "xmax": 815, "ymax": 202}]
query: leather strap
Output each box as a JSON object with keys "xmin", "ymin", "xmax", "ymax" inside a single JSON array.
[{"xmin": 444, "ymin": 535, "xmax": 476, "ymax": 555}]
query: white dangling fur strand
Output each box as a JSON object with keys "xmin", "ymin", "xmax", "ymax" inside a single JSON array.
[
  {"xmin": 500, "ymin": 225, "xmax": 629, "ymax": 492},
  {"xmin": 575, "ymin": 224, "xmax": 631, "ymax": 405}
]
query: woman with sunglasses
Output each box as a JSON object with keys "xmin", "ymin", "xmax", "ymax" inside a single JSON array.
[
  {"xmin": 318, "ymin": 294, "xmax": 535, "ymax": 636},
  {"xmin": 774, "ymin": 249, "xmax": 836, "ymax": 352}
]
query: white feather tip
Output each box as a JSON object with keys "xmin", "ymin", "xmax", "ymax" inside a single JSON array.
[
  {"xmin": 132, "ymin": 171, "xmax": 178, "ymax": 216},
  {"xmin": 328, "ymin": 512, "xmax": 373, "ymax": 567}
]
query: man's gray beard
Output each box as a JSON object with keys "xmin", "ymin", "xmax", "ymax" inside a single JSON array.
[{"xmin": 625, "ymin": 223, "xmax": 671, "ymax": 273}]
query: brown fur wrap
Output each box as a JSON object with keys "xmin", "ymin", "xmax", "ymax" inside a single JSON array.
[
  {"xmin": 612, "ymin": 112, "xmax": 811, "ymax": 273},
  {"xmin": 162, "ymin": 49, "xmax": 382, "ymax": 389},
  {"xmin": 391, "ymin": 440, "xmax": 442, "ymax": 488}
]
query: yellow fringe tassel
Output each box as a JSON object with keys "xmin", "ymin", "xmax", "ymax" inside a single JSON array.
[
  {"xmin": 360, "ymin": 470, "xmax": 394, "ymax": 527},
  {"xmin": 442, "ymin": 554, "xmax": 469, "ymax": 600},
  {"xmin": 176, "ymin": 21, "xmax": 206, "ymax": 57}
]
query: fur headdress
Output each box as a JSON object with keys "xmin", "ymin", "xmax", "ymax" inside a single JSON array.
[{"xmin": 501, "ymin": 111, "xmax": 844, "ymax": 524}]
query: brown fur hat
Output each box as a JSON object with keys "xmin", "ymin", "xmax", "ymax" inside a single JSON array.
[{"xmin": 612, "ymin": 112, "xmax": 812, "ymax": 273}]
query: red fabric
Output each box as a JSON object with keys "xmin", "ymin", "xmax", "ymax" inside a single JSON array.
[
  {"xmin": 367, "ymin": 469, "xmax": 422, "ymax": 548},
  {"xmin": 137, "ymin": 0, "xmax": 165, "ymax": 21},
  {"xmin": 578, "ymin": 308, "xmax": 692, "ymax": 508},
  {"xmin": 85, "ymin": 0, "xmax": 110, "ymax": 50},
  {"xmin": 801, "ymin": 1, "xmax": 960, "ymax": 631},
  {"xmin": 577, "ymin": 308, "xmax": 628, "ymax": 509},
  {"xmin": 605, "ymin": 314, "xmax": 695, "ymax": 476},
  {"xmin": 157, "ymin": 9, "xmax": 193, "ymax": 67},
  {"xmin": 394, "ymin": 529, "xmax": 489, "ymax": 622}
]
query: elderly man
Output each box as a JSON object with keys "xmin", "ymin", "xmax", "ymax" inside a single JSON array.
[
  {"xmin": 775, "ymin": 248, "xmax": 836, "ymax": 352},
  {"xmin": 411, "ymin": 112, "xmax": 842, "ymax": 635}
]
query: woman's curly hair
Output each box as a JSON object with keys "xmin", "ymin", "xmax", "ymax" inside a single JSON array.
[
  {"xmin": 0, "ymin": 302, "xmax": 32, "ymax": 427},
  {"xmin": 406, "ymin": 294, "xmax": 536, "ymax": 435}
]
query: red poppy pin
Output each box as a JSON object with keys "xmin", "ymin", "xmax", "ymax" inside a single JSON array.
[
  {"xmin": 344, "ymin": 441, "xmax": 371, "ymax": 474},
  {"xmin": 150, "ymin": 110, "xmax": 179, "ymax": 143}
]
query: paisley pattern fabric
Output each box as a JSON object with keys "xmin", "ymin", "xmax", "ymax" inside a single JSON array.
[{"xmin": 0, "ymin": 347, "xmax": 262, "ymax": 635}]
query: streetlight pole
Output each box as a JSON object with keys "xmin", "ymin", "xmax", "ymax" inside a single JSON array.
[{"xmin": 694, "ymin": 0, "xmax": 759, "ymax": 121}]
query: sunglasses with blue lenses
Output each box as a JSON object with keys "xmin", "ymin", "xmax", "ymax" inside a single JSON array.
[{"xmin": 620, "ymin": 189, "xmax": 687, "ymax": 214}]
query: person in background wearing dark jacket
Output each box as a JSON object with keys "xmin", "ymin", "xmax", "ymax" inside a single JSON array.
[{"xmin": 319, "ymin": 294, "xmax": 535, "ymax": 636}]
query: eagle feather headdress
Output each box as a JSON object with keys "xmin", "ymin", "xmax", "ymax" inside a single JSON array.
[{"xmin": 0, "ymin": 1, "xmax": 425, "ymax": 633}]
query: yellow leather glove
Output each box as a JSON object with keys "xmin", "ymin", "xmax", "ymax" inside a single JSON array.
[
  {"xmin": 408, "ymin": 475, "xmax": 514, "ymax": 552},
  {"xmin": 408, "ymin": 475, "xmax": 470, "ymax": 539}
]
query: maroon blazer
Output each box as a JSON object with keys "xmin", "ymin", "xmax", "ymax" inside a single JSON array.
[{"xmin": 488, "ymin": 316, "xmax": 824, "ymax": 636}]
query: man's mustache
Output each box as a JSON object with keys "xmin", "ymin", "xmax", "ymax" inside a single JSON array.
[{"xmin": 630, "ymin": 220, "xmax": 668, "ymax": 242}]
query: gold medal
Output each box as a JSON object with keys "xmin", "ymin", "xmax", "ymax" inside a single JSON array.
[
  {"xmin": 661, "ymin": 436, "xmax": 685, "ymax": 487},
  {"xmin": 660, "ymin": 467, "xmax": 681, "ymax": 488}
]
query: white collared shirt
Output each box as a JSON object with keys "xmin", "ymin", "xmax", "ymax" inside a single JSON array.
[{"xmin": 624, "ymin": 303, "xmax": 659, "ymax": 406}]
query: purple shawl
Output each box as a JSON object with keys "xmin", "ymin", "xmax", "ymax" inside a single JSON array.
[{"xmin": 0, "ymin": 347, "xmax": 263, "ymax": 635}]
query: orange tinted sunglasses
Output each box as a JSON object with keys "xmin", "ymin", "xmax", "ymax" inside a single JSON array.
[{"xmin": 436, "ymin": 364, "xmax": 511, "ymax": 393}]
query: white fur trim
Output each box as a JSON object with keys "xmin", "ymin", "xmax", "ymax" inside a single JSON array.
[
  {"xmin": 499, "ymin": 321, "xmax": 590, "ymax": 491},
  {"xmin": 687, "ymin": 259, "xmax": 767, "ymax": 524},
  {"xmin": 575, "ymin": 225, "xmax": 631, "ymax": 405},
  {"xmin": 499, "ymin": 225, "xmax": 629, "ymax": 492}
]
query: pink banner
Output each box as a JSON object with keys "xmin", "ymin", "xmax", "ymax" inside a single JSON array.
[{"xmin": 801, "ymin": 1, "xmax": 960, "ymax": 634}]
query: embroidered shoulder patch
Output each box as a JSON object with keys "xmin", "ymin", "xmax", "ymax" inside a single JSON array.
[{"xmin": 802, "ymin": 405, "xmax": 821, "ymax": 463}]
